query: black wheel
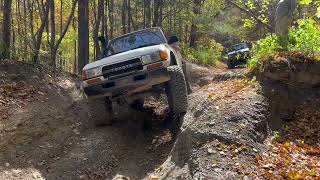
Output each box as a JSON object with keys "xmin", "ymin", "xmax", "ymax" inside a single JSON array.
[
  {"xmin": 165, "ymin": 65, "xmax": 188, "ymax": 134},
  {"xmin": 130, "ymin": 98, "xmax": 145, "ymax": 111},
  {"xmin": 88, "ymin": 97, "xmax": 113, "ymax": 126},
  {"xmin": 227, "ymin": 59, "xmax": 235, "ymax": 69}
]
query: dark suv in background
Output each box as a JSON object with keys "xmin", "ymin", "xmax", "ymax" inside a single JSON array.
[{"xmin": 227, "ymin": 43, "xmax": 251, "ymax": 69}]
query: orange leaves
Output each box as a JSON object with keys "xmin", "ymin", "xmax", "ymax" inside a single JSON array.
[
  {"xmin": 206, "ymin": 79, "xmax": 254, "ymax": 102},
  {"xmin": 0, "ymin": 82, "xmax": 36, "ymax": 121},
  {"xmin": 257, "ymin": 140, "xmax": 320, "ymax": 179},
  {"xmin": 0, "ymin": 83, "xmax": 34, "ymax": 98},
  {"xmin": 256, "ymin": 105, "xmax": 320, "ymax": 180},
  {"xmin": 287, "ymin": 171, "xmax": 304, "ymax": 180}
]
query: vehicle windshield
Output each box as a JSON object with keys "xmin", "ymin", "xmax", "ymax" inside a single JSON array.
[
  {"xmin": 231, "ymin": 43, "xmax": 248, "ymax": 51},
  {"xmin": 107, "ymin": 28, "xmax": 166, "ymax": 56}
]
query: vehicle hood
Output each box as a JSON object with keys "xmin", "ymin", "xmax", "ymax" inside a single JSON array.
[
  {"xmin": 228, "ymin": 48, "xmax": 250, "ymax": 56},
  {"xmin": 83, "ymin": 44, "xmax": 167, "ymax": 70}
]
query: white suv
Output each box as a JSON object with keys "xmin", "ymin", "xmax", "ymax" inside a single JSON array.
[{"xmin": 82, "ymin": 27, "xmax": 189, "ymax": 133}]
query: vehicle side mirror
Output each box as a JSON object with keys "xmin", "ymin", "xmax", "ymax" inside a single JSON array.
[
  {"xmin": 98, "ymin": 36, "xmax": 108, "ymax": 58},
  {"xmin": 168, "ymin": 36, "xmax": 179, "ymax": 45}
]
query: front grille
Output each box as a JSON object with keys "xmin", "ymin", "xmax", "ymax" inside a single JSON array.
[{"xmin": 102, "ymin": 58, "xmax": 143, "ymax": 79}]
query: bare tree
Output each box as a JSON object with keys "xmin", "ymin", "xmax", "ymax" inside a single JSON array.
[
  {"xmin": 144, "ymin": 0, "xmax": 151, "ymax": 28},
  {"xmin": 78, "ymin": 0, "xmax": 89, "ymax": 73},
  {"xmin": 48, "ymin": 0, "xmax": 77, "ymax": 67},
  {"xmin": 153, "ymin": 0, "xmax": 163, "ymax": 27},
  {"xmin": 93, "ymin": 0, "xmax": 104, "ymax": 60},
  {"xmin": 107, "ymin": 0, "xmax": 114, "ymax": 39},
  {"xmin": 224, "ymin": 0, "xmax": 275, "ymax": 32},
  {"xmin": 27, "ymin": 0, "xmax": 49, "ymax": 64},
  {"xmin": 190, "ymin": 0, "xmax": 203, "ymax": 48},
  {"xmin": 122, "ymin": 0, "xmax": 127, "ymax": 34},
  {"xmin": 1, "ymin": 0, "xmax": 13, "ymax": 59}
]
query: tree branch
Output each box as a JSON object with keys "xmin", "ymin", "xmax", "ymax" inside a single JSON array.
[
  {"xmin": 225, "ymin": 0, "xmax": 275, "ymax": 32},
  {"xmin": 54, "ymin": 0, "xmax": 77, "ymax": 51}
]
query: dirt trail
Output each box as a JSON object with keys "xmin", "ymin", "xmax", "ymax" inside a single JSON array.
[
  {"xmin": 0, "ymin": 61, "xmax": 178, "ymax": 180},
  {"xmin": 0, "ymin": 61, "xmax": 254, "ymax": 180},
  {"xmin": 1, "ymin": 60, "xmax": 308, "ymax": 180}
]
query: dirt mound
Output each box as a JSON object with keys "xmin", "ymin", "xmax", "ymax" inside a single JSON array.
[
  {"xmin": 258, "ymin": 52, "xmax": 320, "ymax": 88},
  {"xmin": 249, "ymin": 53, "xmax": 320, "ymax": 179},
  {"xmin": 150, "ymin": 77, "xmax": 270, "ymax": 179},
  {"xmin": 0, "ymin": 60, "xmax": 173, "ymax": 180}
]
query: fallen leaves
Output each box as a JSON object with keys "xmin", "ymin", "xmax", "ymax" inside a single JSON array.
[
  {"xmin": 256, "ymin": 105, "xmax": 320, "ymax": 179},
  {"xmin": 0, "ymin": 83, "xmax": 36, "ymax": 121},
  {"xmin": 207, "ymin": 79, "xmax": 255, "ymax": 102}
]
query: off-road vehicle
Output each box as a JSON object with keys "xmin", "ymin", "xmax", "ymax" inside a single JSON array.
[
  {"xmin": 227, "ymin": 43, "xmax": 251, "ymax": 69},
  {"xmin": 82, "ymin": 27, "xmax": 189, "ymax": 133}
]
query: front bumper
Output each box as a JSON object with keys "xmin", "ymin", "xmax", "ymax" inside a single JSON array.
[
  {"xmin": 83, "ymin": 67, "xmax": 170, "ymax": 98},
  {"xmin": 228, "ymin": 52, "xmax": 251, "ymax": 61}
]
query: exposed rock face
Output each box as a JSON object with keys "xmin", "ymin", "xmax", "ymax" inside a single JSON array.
[
  {"xmin": 150, "ymin": 76, "xmax": 270, "ymax": 179},
  {"xmin": 261, "ymin": 55, "xmax": 320, "ymax": 88}
]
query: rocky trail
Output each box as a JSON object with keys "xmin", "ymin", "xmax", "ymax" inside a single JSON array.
[{"xmin": 0, "ymin": 60, "xmax": 319, "ymax": 180}]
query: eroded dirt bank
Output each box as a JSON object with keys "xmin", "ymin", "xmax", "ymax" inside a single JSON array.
[
  {"xmin": 0, "ymin": 60, "xmax": 319, "ymax": 180},
  {"xmin": 150, "ymin": 73, "xmax": 270, "ymax": 179}
]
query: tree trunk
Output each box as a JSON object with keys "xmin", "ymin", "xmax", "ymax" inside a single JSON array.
[
  {"xmin": 29, "ymin": 0, "xmax": 49, "ymax": 64},
  {"xmin": 189, "ymin": 0, "xmax": 202, "ymax": 48},
  {"xmin": 93, "ymin": 0, "xmax": 104, "ymax": 60},
  {"xmin": 48, "ymin": 0, "xmax": 56, "ymax": 66},
  {"xmin": 107, "ymin": 0, "xmax": 114, "ymax": 39},
  {"xmin": 49, "ymin": 0, "xmax": 77, "ymax": 67},
  {"xmin": 153, "ymin": 0, "xmax": 163, "ymax": 27},
  {"xmin": 72, "ymin": 17, "xmax": 77, "ymax": 74},
  {"xmin": 23, "ymin": 0, "xmax": 27, "ymax": 57},
  {"xmin": 101, "ymin": 3, "xmax": 106, "ymax": 38},
  {"xmin": 127, "ymin": 0, "xmax": 131, "ymax": 32},
  {"xmin": 2, "ymin": 0, "xmax": 13, "ymax": 59},
  {"xmin": 78, "ymin": 0, "xmax": 89, "ymax": 73},
  {"xmin": 122, "ymin": 0, "xmax": 127, "ymax": 34},
  {"xmin": 60, "ymin": 1, "xmax": 63, "ymax": 34},
  {"xmin": 144, "ymin": 0, "xmax": 151, "ymax": 28}
]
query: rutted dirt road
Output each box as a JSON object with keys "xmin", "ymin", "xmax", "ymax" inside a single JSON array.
[
  {"xmin": 1, "ymin": 60, "xmax": 318, "ymax": 180},
  {"xmin": 0, "ymin": 61, "xmax": 256, "ymax": 180}
]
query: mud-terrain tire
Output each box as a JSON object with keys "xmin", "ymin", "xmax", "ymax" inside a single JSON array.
[
  {"xmin": 165, "ymin": 65, "xmax": 188, "ymax": 134},
  {"xmin": 88, "ymin": 97, "xmax": 113, "ymax": 126},
  {"xmin": 130, "ymin": 98, "xmax": 145, "ymax": 111},
  {"xmin": 227, "ymin": 59, "xmax": 235, "ymax": 69}
]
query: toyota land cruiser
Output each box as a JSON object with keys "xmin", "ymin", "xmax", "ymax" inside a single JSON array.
[{"xmin": 82, "ymin": 27, "xmax": 189, "ymax": 133}]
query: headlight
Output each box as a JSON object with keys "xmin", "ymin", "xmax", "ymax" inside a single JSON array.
[
  {"xmin": 82, "ymin": 67, "xmax": 102, "ymax": 80},
  {"xmin": 141, "ymin": 50, "xmax": 169, "ymax": 65}
]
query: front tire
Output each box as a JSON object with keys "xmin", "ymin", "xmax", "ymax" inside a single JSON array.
[{"xmin": 165, "ymin": 65, "xmax": 188, "ymax": 134}]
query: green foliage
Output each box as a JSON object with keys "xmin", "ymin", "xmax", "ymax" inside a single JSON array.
[
  {"xmin": 247, "ymin": 34, "xmax": 280, "ymax": 69},
  {"xmin": 299, "ymin": 0, "xmax": 313, "ymax": 5},
  {"xmin": 238, "ymin": 0, "xmax": 274, "ymax": 30},
  {"xmin": 288, "ymin": 19, "xmax": 320, "ymax": 54},
  {"xmin": 248, "ymin": 19, "xmax": 320, "ymax": 69},
  {"xmin": 273, "ymin": 131, "xmax": 280, "ymax": 141},
  {"xmin": 181, "ymin": 38, "xmax": 224, "ymax": 66}
]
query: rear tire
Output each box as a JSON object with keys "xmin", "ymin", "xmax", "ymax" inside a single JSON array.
[
  {"xmin": 165, "ymin": 65, "xmax": 188, "ymax": 134},
  {"xmin": 88, "ymin": 97, "xmax": 113, "ymax": 126}
]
